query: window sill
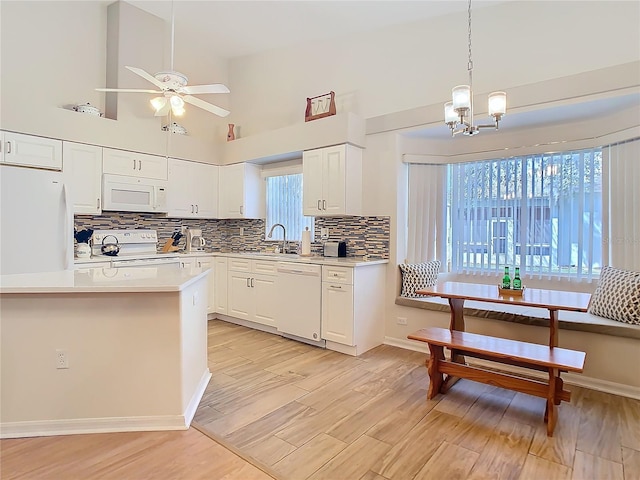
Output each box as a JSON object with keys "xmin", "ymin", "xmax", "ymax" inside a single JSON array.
[{"xmin": 395, "ymin": 296, "xmax": 640, "ymax": 340}]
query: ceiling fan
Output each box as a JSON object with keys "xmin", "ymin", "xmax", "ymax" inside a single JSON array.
[{"xmin": 96, "ymin": 2, "xmax": 230, "ymax": 118}]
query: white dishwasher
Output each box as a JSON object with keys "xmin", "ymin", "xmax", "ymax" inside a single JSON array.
[{"xmin": 276, "ymin": 262, "xmax": 324, "ymax": 347}]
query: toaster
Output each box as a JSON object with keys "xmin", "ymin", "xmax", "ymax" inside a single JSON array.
[{"xmin": 323, "ymin": 241, "xmax": 347, "ymax": 257}]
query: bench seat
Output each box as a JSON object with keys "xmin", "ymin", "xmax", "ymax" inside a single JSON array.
[
  {"xmin": 408, "ymin": 326, "xmax": 586, "ymax": 436},
  {"xmin": 396, "ymin": 295, "xmax": 640, "ymax": 339}
]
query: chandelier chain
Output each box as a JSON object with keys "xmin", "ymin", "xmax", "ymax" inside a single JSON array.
[{"xmin": 467, "ymin": 0, "xmax": 473, "ymax": 72}]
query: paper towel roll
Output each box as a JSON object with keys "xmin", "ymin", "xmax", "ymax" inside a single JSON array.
[{"xmin": 301, "ymin": 227, "xmax": 311, "ymax": 256}]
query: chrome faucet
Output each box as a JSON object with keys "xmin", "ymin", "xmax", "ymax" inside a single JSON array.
[{"xmin": 267, "ymin": 223, "xmax": 287, "ymax": 253}]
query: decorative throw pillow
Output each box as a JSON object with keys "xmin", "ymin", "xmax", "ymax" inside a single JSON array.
[
  {"xmin": 399, "ymin": 260, "xmax": 441, "ymax": 298},
  {"xmin": 588, "ymin": 265, "xmax": 640, "ymax": 325}
]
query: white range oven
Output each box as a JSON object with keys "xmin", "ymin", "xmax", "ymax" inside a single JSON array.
[{"xmin": 75, "ymin": 229, "xmax": 180, "ymax": 269}]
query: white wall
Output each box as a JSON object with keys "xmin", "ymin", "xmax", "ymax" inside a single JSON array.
[
  {"xmin": 0, "ymin": 1, "xmax": 229, "ymax": 162},
  {"xmin": 229, "ymin": 1, "xmax": 640, "ymax": 136}
]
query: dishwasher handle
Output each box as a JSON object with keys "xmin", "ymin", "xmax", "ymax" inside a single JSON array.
[{"xmin": 277, "ymin": 266, "xmax": 321, "ymax": 276}]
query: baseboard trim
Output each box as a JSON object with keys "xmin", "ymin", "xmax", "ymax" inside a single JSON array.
[
  {"xmin": 0, "ymin": 415, "xmax": 188, "ymax": 439},
  {"xmin": 384, "ymin": 335, "xmax": 640, "ymax": 400},
  {"xmin": 184, "ymin": 369, "xmax": 212, "ymax": 426},
  {"xmin": 215, "ymin": 314, "xmax": 279, "ymax": 336}
]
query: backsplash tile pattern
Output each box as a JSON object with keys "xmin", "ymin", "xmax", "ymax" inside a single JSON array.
[
  {"xmin": 75, "ymin": 214, "xmax": 389, "ymax": 258},
  {"xmin": 315, "ymin": 216, "xmax": 390, "ymax": 258}
]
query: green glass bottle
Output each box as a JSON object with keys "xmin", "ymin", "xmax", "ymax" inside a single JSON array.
[
  {"xmin": 502, "ymin": 266, "xmax": 511, "ymax": 289},
  {"xmin": 513, "ymin": 267, "xmax": 522, "ymax": 290}
]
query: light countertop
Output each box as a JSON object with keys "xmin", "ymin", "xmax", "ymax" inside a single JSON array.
[
  {"xmin": 74, "ymin": 252, "xmax": 388, "ymax": 267},
  {"xmin": 0, "ymin": 265, "xmax": 210, "ymax": 294}
]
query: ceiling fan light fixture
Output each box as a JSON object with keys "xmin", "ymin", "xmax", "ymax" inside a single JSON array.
[
  {"xmin": 170, "ymin": 95, "xmax": 184, "ymax": 109},
  {"xmin": 172, "ymin": 105, "xmax": 185, "ymax": 117},
  {"xmin": 150, "ymin": 96, "xmax": 167, "ymax": 111}
]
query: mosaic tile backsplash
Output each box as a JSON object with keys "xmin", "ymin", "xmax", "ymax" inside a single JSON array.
[{"xmin": 75, "ymin": 214, "xmax": 390, "ymax": 259}]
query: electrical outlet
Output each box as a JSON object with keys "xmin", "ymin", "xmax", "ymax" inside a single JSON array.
[
  {"xmin": 56, "ymin": 349, "xmax": 69, "ymax": 369},
  {"xmin": 320, "ymin": 228, "xmax": 329, "ymax": 239},
  {"xmin": 397, "ymin": 317, "xmax": 408, "ymax": 326},
  {"xmin": 239, "ymin": 227, "xmax": 244, "ymax": 236}
]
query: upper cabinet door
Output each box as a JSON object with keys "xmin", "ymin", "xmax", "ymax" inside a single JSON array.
[
  {"xmin": 219, "ymin": 163, "xmax": 263, "ymax": 219},
  {"xmin": 167, "ymin": 158, "xmax": 194, "ymax": 217},
  {"xmin": 302, "ymin": 148, "xmax": 324, "ymax": 216},
  {"xmin": 195, "ymin": 163, "xmax": 219, "ymax": 219},
  {"xmin": 103, "ymin": 148, "xmax": 167, "ymax": 180},
  {"xmin": 63, "ymin": 142, "xmax": 103, "ymax": 215},
  {"xmin": 168, "ymin": 159, "xmax": 219, "ymax": 219},
  {"xmin": 302, "ymin": 143, "xmax": 362, "ymax": 217},
  {"xmin": 1, "ymin": 132, "xmax": 62, "ymax": 170},
  {"xmin": 322, "ymin": 145, "xmax": 347, "ymax": 216}
]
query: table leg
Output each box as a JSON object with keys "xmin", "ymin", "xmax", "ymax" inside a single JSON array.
[
  {"xmin": 443, "ymin": 297, "xmax": 466, "ymax": 393},
  {"xmin": 549, "ymin": 309, "xmax": 559, "ymax": 347},
  {"xmin": 449, "ymin": 298, "xmax": 466, "ymax": 331}
]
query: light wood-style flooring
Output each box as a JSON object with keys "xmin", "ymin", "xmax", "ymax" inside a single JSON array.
[
  {"xmin": 194, "ymin": 320, "xmax": 640, "ymax": 480},
  {"xmin": 1, "ymin": 319, "xmax": 639, "ymax": 480}
]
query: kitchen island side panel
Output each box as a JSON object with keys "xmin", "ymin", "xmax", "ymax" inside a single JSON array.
[{"xmin": 0, "ymin": 291, "xmax": 186, "ymax": 435}]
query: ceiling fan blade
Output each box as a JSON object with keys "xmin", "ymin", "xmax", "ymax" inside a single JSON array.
[
  {"xmin": 154, "ymin": 99, "xmax": 171, "ymax": 117},
  {"xmin": 96, "ymin": 88, "xmax": 162, "ymax": 93},
  {"xmin": 125, "ymin": 66, "xmax": 166, "ymax": 89},
  {"xmin": 181, "ymin": 84, "xmax": 230, "ymax": 95},
  {"xmin": 183, "ymin": 95, "xmax": 230, "ymax": 117}
]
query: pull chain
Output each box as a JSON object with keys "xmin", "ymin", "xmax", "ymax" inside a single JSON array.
[{"xmin": 467, "ymin": 0, "xmax": 474, "ymax": 130}]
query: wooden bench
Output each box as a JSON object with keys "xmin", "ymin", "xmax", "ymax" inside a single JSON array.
[{"xmin": 408, "ymin": 326, "xmax": 586, "ymax": 436}]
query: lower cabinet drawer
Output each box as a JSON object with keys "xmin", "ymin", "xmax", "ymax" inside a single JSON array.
[{"xmin": 322, "ymin": 266, "xmax": 353, "ymax": 284}]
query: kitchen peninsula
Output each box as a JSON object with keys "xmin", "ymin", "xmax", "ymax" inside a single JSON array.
[{"xmin": 0, "ymin": 266, "xmax": 211, "ymax": 438}]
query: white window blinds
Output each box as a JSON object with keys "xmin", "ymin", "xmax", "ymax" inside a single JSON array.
[
  {"xmin": 408, "ymin": 147, "xmax": 606, "ymax": 280},
  {"xmin": 265, "ymin": 173, "xmax": 314, "ymax": 242},
  {"xmin": 603, "ymin": 139, "xmax": 640, "ymax": 271}
]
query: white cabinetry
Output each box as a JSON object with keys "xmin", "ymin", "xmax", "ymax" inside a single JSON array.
[
  {"xmin": 214, "ymin": 257, "xmax": 228, "ymax": 314},
  {"xmin": 218, "ymin": 163, "xmax": 264, "ymax": 218},
  {"xmin": 179, "ymin": 255, "xmax": 215, "ymax": 314},
  {"xmin": 321, "ymin": 263, "xmax": 385, "ymax": 356},
  {"xmin": 227, "ymin": 258, "xmax": 278, "ymax": 327},
  {"xmin": 103, "ymin": 148, "xmax": 167, "ymax": 180},
  {"xmin": 0, "ymin": 131, "xmax": 62, "ymax": 170},
  {"xmin": 167, "ymin": 158, "xmax": 219, "ymax": 218},
  {"xmin": 63, "ymin": 142, "xmax": 103, "ymax": 214},
  {"xmin": 303, "ymin": 144, "xmax": 362, "ymax": 216}
]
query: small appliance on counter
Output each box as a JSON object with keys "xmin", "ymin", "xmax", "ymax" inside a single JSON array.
[
  {"xmin": 185, "ymin": 228, "xmax": 206, "ymax": 253},
  {"xmin": 323, "ymin": 241, "xmax": 347, "ymax": 257}
]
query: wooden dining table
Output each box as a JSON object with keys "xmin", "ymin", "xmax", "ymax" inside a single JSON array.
[{"xmin": 416, "ymin": 281, "xmax": 592, "ymax": 348}]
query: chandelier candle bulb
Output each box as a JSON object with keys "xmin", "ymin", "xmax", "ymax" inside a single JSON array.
[
  {"xmin": 452, "ymin": 85, "xmax": 471, "ymax": 112},
  {"xmin": 488, "ymin": 91, "xmax": 507, "ymax": 118}
]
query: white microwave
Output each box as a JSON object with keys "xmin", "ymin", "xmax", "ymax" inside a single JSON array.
[{"xmin": 102, "ymin": 174, "xmax": 168, "ymax": 213}]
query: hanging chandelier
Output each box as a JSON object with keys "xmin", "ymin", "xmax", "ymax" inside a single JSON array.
[{"xmin": 444, "ymin": 0, "xmax": 506, "ymax": 136}]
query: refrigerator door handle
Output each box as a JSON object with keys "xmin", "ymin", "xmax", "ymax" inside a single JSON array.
[{"xmin": 61, "ymin": 183, "xmax": 74, "ymax": 269}]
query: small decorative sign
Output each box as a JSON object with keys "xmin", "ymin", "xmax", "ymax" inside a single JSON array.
[{"xmin": 305, "ymin": 91, "xmax": 336, "ymax": 122}]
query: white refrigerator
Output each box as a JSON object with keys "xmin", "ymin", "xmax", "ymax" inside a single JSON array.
[{"xmin": 0, "ymin": 165, "xmax": 74, "ymax": 275}]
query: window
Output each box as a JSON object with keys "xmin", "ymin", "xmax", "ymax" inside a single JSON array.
[
  {"xmin": 408, "ymin": 147, "xmax": 604, "ymax": 280},
  {"xmin": 265, "ymin": 173, "xmax": 314, "ymax": 241}
]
